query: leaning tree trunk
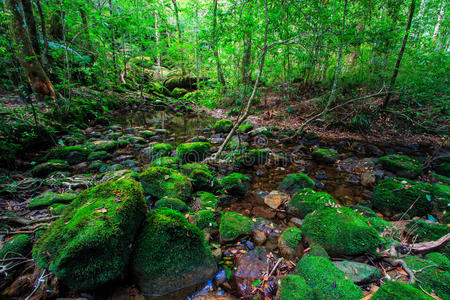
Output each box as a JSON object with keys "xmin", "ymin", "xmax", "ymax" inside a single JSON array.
[
  {"xmin": 382, "ymin": 0, "xmax": 416, "ymax": 109},
  {"xmin": 7, "ymin": 0, "xmax": 56, "ymax": 102},
  {"xmin": 21, "ymin": 0, "xmax": 40, "ymax": 56}
]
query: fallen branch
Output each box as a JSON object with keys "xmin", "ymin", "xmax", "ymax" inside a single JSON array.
[
  {"xmin": 0, "ymin": 215, "xmax": 58, "ymax": 226},
  {"xmin": 25, "ymin": 269, "xmax": 46, "ymax": 300},
  {"xmin": 387, "ymin": 258, "xmax": 416, "ymax": 284},
  {"xmin": 410, "ymin": 233, "xmax": 450, "ymax": 252}
]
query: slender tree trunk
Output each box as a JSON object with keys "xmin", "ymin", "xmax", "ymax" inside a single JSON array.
[
  {"xmin": 7, "ymin": 0, "xmax": 56, "ymax": 102},
  {"xmin": 212, "ymin": 0, "xmax": 226, "ymax": 89},
  {"xmin": 383, "ymin": 0, "xmax": 416, "ymax": 109},
  {"xmin": 155, "ymin": 9, "xmax": 162, "ymax": 80},
  {"xmin": 21, "ymin": 0, "xmax": 40, "ymax": 56},
  {"xmin": 433, "ymin": 2, "xmax": 445, "ymax": 40},
  {"xmin": 241, "ymin": 32, "xmax": 252, "ymax": 85},
  {"xmin": 79, "ymin": 8, "xmax": 92, "ymax": 52},
  {"xmin": 171, "ymin": 0, "xmax": 185, "ymax": 75},
  {"xmin": 109, "ymin": 0, "xmax": 118, "ymax": 81}
]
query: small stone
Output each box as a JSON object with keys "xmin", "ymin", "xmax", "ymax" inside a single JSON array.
[
  {"xmin": 252, "ymin": 230, "xmax": 267, "ymax": 246},
  {"xmin": 288, "ymin": 217, "xmax": 303, "ymax": 228},
  {"xmin": 264, "ymin": 190, "xmax": 290, "ymax": 209}
]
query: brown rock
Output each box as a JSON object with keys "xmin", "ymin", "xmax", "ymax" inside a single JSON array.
[
  {"xmin": 264, "ymin": 190, "xmax": 290, "ymax": 209},
  {"xmin": 234, "ymin": 247, "xmax": 270, "ymax": 297}
]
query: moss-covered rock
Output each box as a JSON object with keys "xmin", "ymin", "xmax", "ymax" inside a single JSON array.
[
  {"xmin": 87, "ymin": 150, "xmax": 112, "ymax": 161},
  {"xmin": 238, "ymin": 123, "xmax": 254, "ymax": 133},
  {"xmin": 278, "ymin": 227, "xmax": 303, "ymax": 260},
  {"xmin": 379, "ymin": 155, "xmax": 423, "ymax": 178},
  {"xmin": 154, "ymin": 197, "xmax": 189, "ymax": 212},
  {"xmin": 147, "ymin": 143, "xmax": 173, "ymax": 161},
  {"xmin": 28, "ymin": 191, "xmax": 76, "ymax": 209},
  {"xmin": 0, "ymin": 234, "xmax": 31, "ymax": 259},
  {"xmin": 31, "ymin": 159, "xmax": 70, "ymax": 177},
  {"xmin": 406, "ymin": 219, "xmax": 449, "ymax": 242},
  {"xmin": 297, "ymin": 256, "xmax": 364, "ymax": 299},
  {"xmin": 213, "ymin": 119, "xmax": 233, "ymax": 133},
  {"xmin": 219, "ymin": 212, "xmax": 252, "ymax": 242},
  {"xmin": 87, "ymin": 140, "xmax": 126, "ymax": 152},
  {"xmin": 42, "ymin": 146, "xmax": 91, "ymax": 165},
  {"xmin": 287, "ymin": 188, "xmax": 337, "ymax": 218},
  {"xmin": 241, "ymin": 149, "xmax": 269, "ymax": 166},
  {"xmin": 302, "ymin": 207, "xmax": 382, "ymax": 256},
  {"xmin": 141, "ymin": 130, "xmax": 157, "ymax": 138},
  {"xmin": 171, "ymin": 87, "xmax": 188, "ymax": 98},
  {"xmin": 275, "ymin": 274, "xmax": 314, "ymax": 300},
  {"xmin": 332, "ymin": 260, "xmax": 381, "ymax": 284},
  {"xmin": 174, "ymin": 142, "xmax": 210, "ymax": 163},
  {"xmin": 437, "ymin": 163, "xmax": 450, "ymax": 177},
  {"xmin": 426, "ymin": 252, "xmax": 450, "ymax": 271},
  {"xmin": 149, "ymin": 156, "xmax": 181, "ymax": 169},
  {"xmin": 433, "ymin": 184, "xmax": 450, "ymax": 209},
  {"xmin": 220, "ymin": 173, "xmax": 250, "ymax": 196},
  {"xmin": 351, "ymin": 205, "xmax": 395, "ymax": 233},
  {"xmin": 311, "ymin": 148, "xmax": 339, "ymax": 164},
  {"xmin": 180, "ymin": 162, "xmax": 211, "ymax": 175},
  {"xmin": 181, "ymin": 163, "xmax": 217, "ymax": 192},
  {"xmin": 32, "ymin": 179, "xmax": 147, "ymax": 291},
  {"xmin": 194, "ymin": 209, "xmax": 218, "ymax": 230},
  {"xmin": 48, "ymin": 203, "xmax": 69, "ymax": 216},
  {"xmin": 372, "ymin": 178, "xmax": 433, "ymax": 217},
  {"xmin": 303, "ymin": 241, "xmax": 329, "ymax": 259},
  {"xmin": 193, "ymin": 191, "xmax": 220, "ymax": 209},
  {"xmin": 403, "ymin": 255, "xmax": 450, "ymax": 300},
  {"xmin": 278, "ymin": 173, "xmax": 315, "ymax": 194},
  {"xmin": 372, "ymin": 280, "xmax": 434, "ymax": 300},
  {"xmin": 131, "ymin": 208, "xmax": 217, "ymax": 296},
  {"xmin": 139, "ymin": 167, "xmax": 192, "ymax": 202}
]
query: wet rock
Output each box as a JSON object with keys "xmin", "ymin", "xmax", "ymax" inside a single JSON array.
[
  {"xmin": 315, "ymin": 172, "xmax": 328, "ymax": 180},
  {"xmin": 132, "ymin": 208, "xmax": 217, "ymax": 296},
  {"xmin": 188, "ymin": 136, "xmax": 208, "ymax": 143},
  {"xmin": 234, "ymin": 247, "xmax": 270, "ymax": 297},
  {"xmin": 346, "ymin": 174, "xmax": 360, "ymax": 185},
  {"xmin": 253, "ymin": 230, "xmax": 267, "ymax": 246},
  {"xmin": 209, "ymin": 137, "xmax": 225, "ymax": 144},
  {"xmin": 3, "ymin": 274, "xmax": 33, "ymax": 297},
  {"xmin": 264, "ymin": 190, "xmax": 290, "ymax": 209},
  {"xmin": 251, "ymin": 218, "xmax": 282, "ymax": 249},
  {"xmin": 332, "ymin": 261, "xmax": 381, "ymax": 284},
  {"xmin": 288, "ymin": 217, "xmax": 302, "ymax": 228}
]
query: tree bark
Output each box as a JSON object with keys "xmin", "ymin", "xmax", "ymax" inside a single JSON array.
[
  {"xmin": 212, "ymin": 0, "xmax": 226, "ymax": 89},
  {"xmin": 79, "ymin": 8, "xmax": 92, "ymax": 52},
  {"xmin": 7, "ymin": 0, "xmax": 56, "ymax": 102},
  {"xmin": 21, "ymin": 0, "xmax": 40, "ymax": 56},
  {"xmin": 35, "ymin": 0, "xmax": 48, "ymax": 64},
  {"xmin": 382, "ymin": 0, "xmax": 416, "ymax": 109},
  {"xmin": 433, "ymin": 2, "xmax": 445, "ymax": 40},
  {"xmin": 241, "ymin": 32, "xmax": 252, "ymax": 84},
  {"xmin": 171, "ymin": 0, "xmax": 185, "ymax": 75}
]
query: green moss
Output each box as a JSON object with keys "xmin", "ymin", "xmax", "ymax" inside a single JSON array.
[
  {"xmin": 194, "ymin": 192, "xmax": 220, "ymax": 209},
  {"xmin": 241, "ymin": 149, "xmax": 269, "ymax": 166},
  {"xmin": 0, "ymin": 234, "xmax": 31, "ymax": 259},
  {"xmin": 379, "ymin": 155, "xmax": 423, "ymax": 178},
  {"xmin": 131, "ymin": 208, "xmax": 217, "ymax": 295},
  {"xmin": 194, "ymin": 209, "xmax": 218, "ymax": 230},
  {"xmin": 302, "ymin": 207, "xmax": 382, "ymax": 256},
  {"xmin": 437, "ymin": 163, "xmax": 450, "ymax": 177},
  {"xmin": 31, "ymin": 159, "xmax": 70, "ymax": 177},
  {"xmin": 238, "ymin": 124, "xmax": 254, "ymax": 133},
  {"xmin": 176, "ymin": 142, "xmax": 211, "ymax": 163},
  {"xmin": 48, "ymin": 203, "xmax": 69, "ymax": 216},
  {"xmin": 278, "ymin": 173, "xmax": 315, "ymax": 194},
  {"xmin": 141, "ymin": 130, "xmax": 157, "ymax": 138},
  {"xmin": 87, "ymin": 151, "xmax": 112, "ymax": 161},
  {"xmin": 171, "ymin": 87, "xmax": 188, "ymax": 98},
  {"xmin": 351, "ymin": 205, "xmax": 395, "ymax": 233},
  {"xmin": 372, "ymin": 178, "xmax": 433, "ymax": 217},
  {"xmin": 303, "ymin": 241, "xmax": 329, "ymax": 259},
  {"xmin": 279, "ymin": 227, "xmax": 302, "ymax": 249},
  {"xmin": 433, "ymin": 174, "xmax": 450, "ymax": 185},
  {"xmin": 139, "ymin": 167, "xmax": 192, "ymax": 202},
  {"xmin": 403, "ymin": 255, "xmax": 450, "ymax": 300},
  {"xmin": 219, "ymin": 212, "xmax": 252, "ymax": 242},
  {"xmin": 148, "ymin": 143, "xmax": 174, "ymax": 161},
  {"xmin": 32, "ymin": 179, "xmax": 147, "ymax": 291},
  {"xmin": 150, "ymin": 156, "xmax": 181, "ymax": 169},
  {"xmin": 297, "ymin": 256, "xmax": 364, "ymax": 299},
  {"xmin": 154, "ymin": 197, "xmax": 189, "ymax": 212},
  {"xmin": 276, "ymin": 275, "xmax": 314, "ymax": 300},
  {"xmin": 213, "ymin": 119, "xmax": 233, "ymax": 133},
  {"xmin": 288, "ymin": 188, "xmax": 337, "ymax": 218},
  {"xmin": 372, "ymin": 280, "xmax": 433, "ymax": 300},
  {"xmin": 180, "ymin": 163, "xmax": 217, "ymax": 191},
  {"xmin": 180, "ymin": 163, "xmax": 211, "ymax": 175},
  {"xmin": 426, "ymin": 252, "xmax": 450, "ymax": 271},
  {"xmin": 220, "ymin": 173, "xmax": 250, "ymax": 196},
  {"xmin": 87, "ymin": 140, "xmax": 124, "ymax": 152},
  {"xmin": 406, "ymin": 220, "xmax": 449, "ymax": 242},
  {"xmin": 311, "ymin": 148, "xmax": 339, "ymax": 164},
  {"xmin": 433, "ymin": 184, "xmax": 450, "ymax": 209},
  {"xmin": 42, "ymin": 145, "xmax": 92, "ymax": 165},
  {"xmin": 29, "ymin": 191, "xmax": 76, "ymax": 209},
  {"xmin": 89, "ymin": 160, "xmax": 107, "ymax": 171}
]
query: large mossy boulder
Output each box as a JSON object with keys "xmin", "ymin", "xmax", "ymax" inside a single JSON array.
[
  {"xmin": 311, "ymin": 148, "xmax": 339, "ymax": 164},
  {"xmin": 219, "ymin": 212, "xmax": 252, "ymax": 242},
  {"xmin": 372, "ymin": 178, "xmax": 433, "ymax": 217},
  {"xmin": 147, "ymin": 143, "xmax": 173, "ymax": 161},
  {"xmin": 302, "ymin": 207, "xmax": 382, "ymax": 256},
  {"xmin": 131, "ymin": 208, "xmax": 217, "ymax": 296},
  {"xmin": 403, "ymin": 255, "xmax": 450, "ymax": 300},
  {"xmin": 139, "ymin": 167, "xmax": 192, "ymax": 202},
  {"xmin": 32, "ymin": 179, "xmax": 147, "ymax": 291},
  {"xmin": 28, "ymin": 191, "xmax": 76, "ymax": 209},
  {"xmin": 0, "ymin": 234, "xmax": 31, "ymax": 259},
  {"xmin": 275, "ymin": 274, "xmax": 314, "ymax": 300},
  {"xmin": 31, "ymin": 159, "xmax": 70, "ymax": 177},
  {"xmin": 296, "ymin": 256, "xmax": 364, "ymax": 299},
  {"xmin": 379, "ymin": 154, "xmax": 423, "ymax": 178},
  {"xmin": 43, "ymin": 146, "xmax": 91, "ymax": 165},
  {"xmin": 213, "ymin": 119, "xmax": 233, "ymax": 133},
  {"xmin": 287, "ymin": 188, "xmax": 337, "ymax": 218},
  {"xmin": 181, "ymin": 163, "xmax": 217, "ymax": 192},
  {"xmin": 220, "ymin": 173, "xmax": 250, "ymax": 196},
  {"xmin": 176, "ymin": 142, "xmax": 211, "ymax": 163},
  {"xmin": 372, "ymin": 280, "xmax": 434, "ymax": 300},
  {"xmin": 278, "ymin": 173, "xmax": 315, "ymax": 194}
]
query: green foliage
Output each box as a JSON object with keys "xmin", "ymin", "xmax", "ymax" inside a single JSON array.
[
  {"xmin": 311, "ymin": 148, "xmax": 339, "ymax": 164},
  {"xmin": 238, "ymin": 123, "xmax": 254, "ymax": 133},
  {"xmin": 150, "ymin": 156, "xmax": 182, "ymax": 169},
  {"xmin": 194, "ymin": 191, "xmax": 220, "ymax": 210},
  {"xmin": 42, "ymin": 145, "xmax": 92, "ymax": 165},
  {"xmin": 241, "ymin": 149, "xmax": 269, "ymax": 166},
  {"xmin": 406, "ymin": 220, "xmax": 449, "ymax": 242},
  {"xmin": 194, "ymin": 209, "xmax": 218, "ymax": 230},
  {"xmin": 31, "ymin": 159, "xmax": 70, "ymax": 177}
]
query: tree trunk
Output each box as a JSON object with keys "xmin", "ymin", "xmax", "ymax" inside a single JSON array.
[
  {"xmin": 241, "ymin": 32, "xmax": 252, "ymax": 84},
  {"xmin": 212, "ymin": 0, "xmax": 226, "ymax": 89},
  {"xmin": 109, "ymin": 0, "xmax": 118, "ymax": 81},
  {"xmin": 382, "ymin": 0, "xmax": 416, "ymax": 109},
  {"xmin": 171, "ymin": 0, "xmax": 185, "ymax": 75},
  {"xmin": 155, "ymin": 9, "xmax": 162, "ymax": 80},
  {"xmin": 7, "ymin": 0, "xmax": 56, "ymax": 102},
  {"xmin": 21, "ymin": 0, "xmax": 40, "ymax": 56},
  {"xmin": 35, "ymin": 0, "xmax": 48, "ymax": 64},
  {"xmin": 433, "ymin": 2, "xmax": 445, "ymax": 40},
  {"xmin": 79, "ymin": 8, "xmax": 92, "ymax": 52}
]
